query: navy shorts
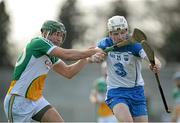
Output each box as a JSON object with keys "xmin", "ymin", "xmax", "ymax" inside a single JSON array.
[{"xmin": 105, "ymin": 86, "xmax": 147, "ymax": 117}]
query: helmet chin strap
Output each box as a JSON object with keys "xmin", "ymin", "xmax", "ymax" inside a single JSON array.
[
  {"xmin": 45, "ymin": 31, "xmax": 50, "ymax": 39},
  {"xmin": 44, "ymin": 31, "xmax": 60, "ymax": 46}
]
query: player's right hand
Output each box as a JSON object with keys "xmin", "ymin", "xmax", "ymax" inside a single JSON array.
[{"xmin": 87, "ymin": 52, "xmax": 106, "ymax": 63}]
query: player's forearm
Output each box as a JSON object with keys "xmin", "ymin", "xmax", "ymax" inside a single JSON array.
[
  {"xmin": 50, "ymin": 47, "xmax": 97, "ymax": 60},
  {"xmin": 155, "ymin": 57, "xmax": 161, "ymax": 68},
  {"xmin": 64, "ymin": 49, "xmax": 97, "ymax": 60},
  {"xmin": 143, "ymin": 56, "xmax": 161, "ymax": 66},
  {"xmin": 64, "ymin": 59, "xmax": 88, "ymax": 79}
]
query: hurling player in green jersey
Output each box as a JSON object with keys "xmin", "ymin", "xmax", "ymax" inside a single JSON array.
[{"xmin": 4, "ymin": 20, "xmax": 105, "ymax": 122}]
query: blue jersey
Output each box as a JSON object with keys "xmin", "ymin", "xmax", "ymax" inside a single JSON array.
[{"xmin": 97, "ymin": 37, "xmax": 147, "ymax": 89}]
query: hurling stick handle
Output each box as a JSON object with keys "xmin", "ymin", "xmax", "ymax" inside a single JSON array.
[
  {"xmin": 104, "ymin": 46, "xmax": 114, "ymax": 53},
  {"xmin": 154, "ymin": 73, "xmax": 171, "ymax": 113},
  {"xmin": 150, "ymin": 59, "xmax": 171, "ymax": 113},
  {"xmin": 104, "ymin": 40, "xmax": 130, "ymax": 53},
  {"xmin": 116, "ymin": 40, "xmax": 130, "ymax": 47}
]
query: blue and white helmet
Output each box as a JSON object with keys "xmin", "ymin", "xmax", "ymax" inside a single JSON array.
[{"xmin": 107, "ymin": 16, "xmax": 128, "ymax": 32}]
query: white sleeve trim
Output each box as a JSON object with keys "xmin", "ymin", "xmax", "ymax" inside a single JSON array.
[
  {"xmin": 139, "ymin": 49, "xmax": 147, "ymax": 59},
  {"xmin": 47, "ymin": 46, "xmax": 57, "ymax": 55},
  {"xmin": 54, "ymin": 59, "xmax": 61, "ymax": 65}
]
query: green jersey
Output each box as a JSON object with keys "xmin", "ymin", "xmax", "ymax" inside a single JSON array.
[{"xmin": 8, "ymin": 37, "xmax": 61, "ymax": 101}]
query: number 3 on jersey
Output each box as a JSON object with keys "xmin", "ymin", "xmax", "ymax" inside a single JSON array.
[{"xmin": 114, "ymin": 63, "xmax": 127, "ymax": 77}]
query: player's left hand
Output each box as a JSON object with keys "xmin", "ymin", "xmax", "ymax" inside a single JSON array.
[
  {"xmin": 149, "ymin": 64, "xmax": 161, "ymax": 73},
  {"xmin": 149, "ymin": 57, "xmax": 161, "ymax": 73}
]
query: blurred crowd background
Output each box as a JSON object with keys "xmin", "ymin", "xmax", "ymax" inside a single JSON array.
[{"xmin": 0, "ymin": 0, "xmax": 180, "ymax": 122}]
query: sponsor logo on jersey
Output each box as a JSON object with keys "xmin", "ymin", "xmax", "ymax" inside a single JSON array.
[{"xmin": 45, "ymin": 60, "xmax": 52, "ymax": 69}]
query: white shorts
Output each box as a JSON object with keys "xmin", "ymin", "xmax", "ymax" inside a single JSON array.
[{"xmin": 4, "ymin": 94, "xmax": 50, "ymax": 122}]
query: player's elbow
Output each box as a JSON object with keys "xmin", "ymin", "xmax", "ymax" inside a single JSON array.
[
  {"xmin": 66, "ymin": 75, "xmax": 74, "ymax": 79},
  {"xmin": 64, "ymin": 72, "xmax": 75, "ymax": 79},
  {"xmin": 60, "ymin": 74, "xmax": 73, "ymax": 79}
]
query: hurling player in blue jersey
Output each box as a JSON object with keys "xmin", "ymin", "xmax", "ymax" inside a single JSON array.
[{"xmin": 96, "ymin": 15, "xmax": 161, "ymax": 122}]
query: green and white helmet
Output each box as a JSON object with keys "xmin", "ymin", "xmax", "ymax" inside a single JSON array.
[
  {"xmin": 107, "ymin": 15, "xmax": 128, "ymax": 32},
  {"xmin": 41, "ymin": 20, "xmax": 66, "ymax": 41}
]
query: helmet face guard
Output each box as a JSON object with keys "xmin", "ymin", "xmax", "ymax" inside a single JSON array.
[{"xmin": 41, "ymin": 20, "xmax": 66, "ymax": 43}]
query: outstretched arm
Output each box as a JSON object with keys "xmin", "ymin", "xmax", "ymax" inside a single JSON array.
[
  {"xmin": 52, "ymin": 58, "xmax": 89, "ymax": 79},
  {"xmin": 50, "ymin": 47, "xmax": 105, "ymax": 61}
]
